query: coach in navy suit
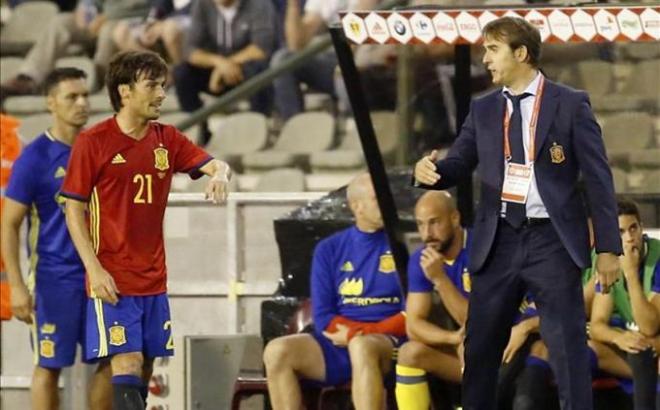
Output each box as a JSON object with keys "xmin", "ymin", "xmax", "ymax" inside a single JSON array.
[{"xmin": 414, "ymin": 17, "xmax": 622, "ymax": 410}]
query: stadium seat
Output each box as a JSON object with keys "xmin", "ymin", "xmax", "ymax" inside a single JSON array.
[
  {"xmin": 594, "ymin": 59, "xmax": 660, "ymax": 113},
  {"xmin": 254, "ymin": 168, "xmax": 306, "ymax": 192},
  {"xmin": 3, "ymin": 95, "xmax": 47, "ymax": 115},
  {"xmin": 88, "ymin": 92, "xmax": 114, "ymax": 113},
  {"xmin": 157, "ymin": 111, "xmax": 199, "ymax": 143},
  {"xmin": 629, "ymin": 148, "xmax": 660, "ymax": 169},
  {"xmin": 17, "ymin": 113, "xmax": 51, "ymax": 144},
  {"xmin": 242, "ymin": 112, "xmax": 335, "ymax": 172},
  {"xmin": 611, "ymin": 167, "xmax": 629, "ymax": 193},
  {"xmin": 0, "ymin": 57, "xmax": 23, "ymax": 83},
  {"xmin": 0, "ymin": 2, "xmax": 58, "ymax": 55},
  {"xmin": 601, "ymin": 112, "xmax": 653, "ymax": 152},
  {"xmin": 310, "ymin": 111, "xmax": 399, "ymax": 172},
  {"xmin": 208, "ymin": 112, "xmax": 269, "ymax": 165},
  {"xmin": 576, "ymin": 60, "xmax": 614, "ymax": 97}
]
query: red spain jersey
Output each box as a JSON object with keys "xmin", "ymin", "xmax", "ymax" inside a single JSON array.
[{"xmin": 61, "ymin": 117, "xmax": 212, "ymax": 296}]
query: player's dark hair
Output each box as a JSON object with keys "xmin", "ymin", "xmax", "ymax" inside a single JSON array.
[
  {"xmin": 42, "ymin": 67, "xmax": 87, "ymax": 96},
  {"xmin": 482, "ymin": 17, "xmax": 542, "ymax": 68},
  {"xmin": 106, "ymin": 51, "xmax": 168, "ymax": 112},
  {"xmin": 617, "ymin": 199, "xmax": 641, "ymax": 223}
]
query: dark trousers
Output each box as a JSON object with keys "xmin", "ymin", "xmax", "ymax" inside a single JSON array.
[
  {"xmin": 463, "ymin": 220, "xmax": 592, "ymax": 410},
  {"xmin": 173, "ymin": 61, "xmax": 271, "ymax": 115}
]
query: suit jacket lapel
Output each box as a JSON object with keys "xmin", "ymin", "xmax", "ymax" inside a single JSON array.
[
  {"xmin": 534, "ymin": 80, "xmax": 560, "ymax": 160},
  {"xmin": 486, "ymin": 92, "xmax": 506, "ymax": 188}
]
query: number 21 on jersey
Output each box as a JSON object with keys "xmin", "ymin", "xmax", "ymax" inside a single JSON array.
[{"xmin": 133, "ymin": 174, "xmax": 153, "ymax": 204}]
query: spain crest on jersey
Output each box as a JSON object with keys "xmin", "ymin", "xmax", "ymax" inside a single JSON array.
[
  {"xmin": 40, "ymin": 339, "xmax": 55, "ymax": 358},
  {"xmin": 109, "ymin": 325, "xmax": 127, "ymax": 346},
  {"xmin": 154, "ymin": 147, "xmax": 169, "ymax": 171},
  {"xmin": 379, "ymin": 253, "xmax": 396, "ymax": 274}
]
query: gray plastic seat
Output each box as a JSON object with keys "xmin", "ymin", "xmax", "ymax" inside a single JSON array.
[
  {"xmin": 310, "ymin": 111, "xmax": 399, "ymax": 172},
  {"xmin": 242, "ymin": 112, "xmax": 334, "ymax": 171},
  {"xmin": 602, "ymin": 112, "xmax": 653, "ymax": 152},
  {"xmin": 595, "ymin": 59, "xmax": 660, "ymax": 113},
  {"xmin": 253, "ymin": 168, "xmax": 306, "ymax": 192},
  {"xmin": 208, "ymin": 112, "xmax": 268, "ymax": 156},
  {"xmin": 17, "ymin": 113, "xmax": 52, "ymax": 144},
  {"xmin": 576, "ymin": 60, "xmax": 614, "ymax": 97},
  {"xmin": 156, "ymin": 111, "xmax": 199, "ymax": 143},
  {"xmin": 0, "ymin": 57, "xmax": 23, "ymax": 83},
  {"xmin": 611, "ymin": 167, "xmax": 629, "ymax": 193},
  {"xmin": 88, "ymin": 92, "xmax": 114, "ymax": 113},
  {"xmin": 3, "ymin": 95, "xmax": 48, "ymax": 115}
]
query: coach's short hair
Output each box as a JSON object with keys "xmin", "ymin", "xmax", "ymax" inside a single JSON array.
[
  {"xmin": 42, "ymin": 67, "xmax": 87, "ymax": 96},
  {"xmin": 106, "ymin": 51, "xmax": 168, "ymax": 112},
  {"xmin": 617, "ymin": 199, "xmax": 642, "ymax": 224},
  {"xmin": 482, "ymin": 17, "xmax": 542, "ymax": 68}
]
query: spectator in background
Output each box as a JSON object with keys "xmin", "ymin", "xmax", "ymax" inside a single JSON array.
[
  {"xmin": 111, "ymin": 0, "xmax": 191, "ymax": 65},
  {"xmin": 173, "ymin": 0, "xmax": 277, "ymax": 145},
  {"xmin": 0, "ymin": 0, "xmax": 150, "ymax": 99},
  {"xmin": 271, "ymin": 0, "xmax": 379, "ymax": 121}
]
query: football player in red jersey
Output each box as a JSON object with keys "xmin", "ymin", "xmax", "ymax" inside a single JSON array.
[{"xmin": 61, "ymin": 51, "xmax": 231, "ymax": 409}]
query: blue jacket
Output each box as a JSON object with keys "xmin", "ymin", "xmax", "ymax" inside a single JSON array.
[{"xmin": 426, "ymin": 79, "xmax": 622, "ymax": 273}]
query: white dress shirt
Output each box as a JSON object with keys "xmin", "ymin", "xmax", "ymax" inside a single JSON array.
[{"xmin": 502, "ymin": 71, "xmax": 549, "ymax": 218}]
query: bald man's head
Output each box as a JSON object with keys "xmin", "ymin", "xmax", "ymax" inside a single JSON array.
[
  {"xmin": 415, "ymin": 191, "xmax": 461, "ymax": 252},
  {"xmin": 347, "ymin": 173, "xmax": 383, "ymax": 231},
  {"xmin": 415, "ymin": 191, "xmax": 456, "ymax": 216}
]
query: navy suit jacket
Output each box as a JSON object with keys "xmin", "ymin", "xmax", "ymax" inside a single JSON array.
[{"xmin": 427, "ymin": 79, "xmax": 622, "ymax": 273}]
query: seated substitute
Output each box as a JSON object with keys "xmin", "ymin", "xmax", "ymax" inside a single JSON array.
[
  {"xmin": 590, "ymin": 199, "xmax": 659, "ymax": 410},
  {"xmin": 263, "ymin": 173, "xmax": 407, "ymax": 410},
  {"xmin": 395, "ymin": 191, "xmax": 468, "ymax": 410},
  {"xmin": 396, "ymin": 191, "xmax": 543, "ymax": 410}
]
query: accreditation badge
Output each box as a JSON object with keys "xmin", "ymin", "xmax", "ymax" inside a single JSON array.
[{"xmin": 501, "ymin": 163, "xmax": 533, "ymax": 204}]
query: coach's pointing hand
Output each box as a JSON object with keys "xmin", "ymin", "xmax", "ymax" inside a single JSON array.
[{"xmin": 414, "ymin": 150, "xmax": 441, "ymax": 186}]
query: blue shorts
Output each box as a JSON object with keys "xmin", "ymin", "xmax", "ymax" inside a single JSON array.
[
  {"xmin": 31, "ymin": 286, "xmax": 88, "ymax": 368},
  {"xmin": 307, "ymin": 332, "xmax": 404, "ymax": 387},
  {"xmin": 85, "ymin": 293, "xmax": 174, "ymax": 361}
]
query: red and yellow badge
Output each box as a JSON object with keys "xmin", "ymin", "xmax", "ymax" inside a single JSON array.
[
  {"xmin": 379, "ymin": 253, "xmax": 396, "ymax": 274},
  {"xmin": 549, "ymin": 142, "xmax": 565, "ymax": 164},
  {"xmin": 40, "ymin": 339, "xmax": 55, "ymax": 358},
  {"xmin": 109, "ymin": 325, "xmax": 127, "ymax": 346},
  {"xmin": 154, "ymin": 146, "xmax": 169, "ymax": 171}
]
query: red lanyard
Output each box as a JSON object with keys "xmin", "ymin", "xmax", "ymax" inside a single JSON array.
[{"xmin": 503, "ymin": 75, "xmax": 545, "ymax": 163}]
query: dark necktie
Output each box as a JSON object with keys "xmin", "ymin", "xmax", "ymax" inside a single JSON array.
[{"xmin": 503, "ymin": 91, "xmax": 532, "ymax": 229}]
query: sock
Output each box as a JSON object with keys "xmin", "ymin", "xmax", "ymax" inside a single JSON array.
[
  {"xmin": 395, "ymin": 364, "xmax": 431, "ymax": 410},
  {"xmin": 112, "ymin": 375, "xmax": 145, "ymax": 410}
]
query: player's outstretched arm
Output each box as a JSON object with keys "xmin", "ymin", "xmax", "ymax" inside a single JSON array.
[
  {"xmin": 199, "ymin": 159, "xmax": 232, "ymax": 204},
  {"xmin": 64, "ymin": 198, "xmax": 119, "ymax": 305},
  {"xmin": 1, "ymin": 198, "xmax": 32, "ymax": 323}
]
